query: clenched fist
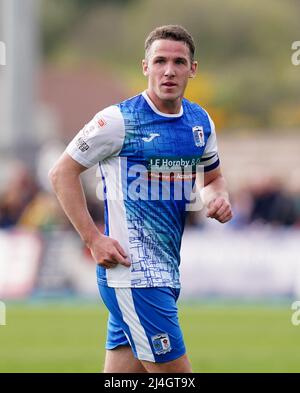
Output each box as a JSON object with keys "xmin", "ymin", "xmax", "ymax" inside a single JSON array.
[{"xmin": 206, "ymin": 197, "xmax": 233, "ymax": 223}]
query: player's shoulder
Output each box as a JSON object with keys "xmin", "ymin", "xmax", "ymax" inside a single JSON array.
[
  {"xmin": 90, "ymin": 93, "xmax": 145, "ymax": 124},
  {"xmin": 183, "ymin": 97, "xmax": 212, "ymax": 119},
  {"xmin": 95, "ymin": 103, "xmax": 120, "ymax": 118},
  {"xmin": 86, "ymin": 104, "xmax": 124, "ymax": 134},
  {"xmin": 118, "ymin": 92, "xmax": 145, "ymax": 111}
]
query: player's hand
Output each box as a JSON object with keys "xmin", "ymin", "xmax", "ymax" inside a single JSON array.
[
  {"xmin": 89, "ymin": 234, "xmax": 131, "ymax": 269},
  {"xmin": 206, "ymin": 197, "xmax": 233, "ymax": 223}
]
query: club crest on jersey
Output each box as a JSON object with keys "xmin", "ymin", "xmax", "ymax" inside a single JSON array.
[
  {"xmin": 192, "ymin": 126, "xmax": 205, "ymax": 147},
  {"xmin": 151, "ymin": 333, "xmax": 172, "ymax": 355}
]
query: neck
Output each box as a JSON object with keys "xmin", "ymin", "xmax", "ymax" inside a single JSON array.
[{"xmin": 146, "ymin": 89, "xmax": 182, "ymax": 114}]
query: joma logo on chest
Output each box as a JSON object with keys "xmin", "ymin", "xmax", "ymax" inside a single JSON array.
[{"xmin": 142, "ymin": 133, "xmax": 160, "ymax": 142}]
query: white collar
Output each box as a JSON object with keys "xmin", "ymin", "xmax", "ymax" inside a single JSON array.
[{"xmin": 142, "ymin": 91, "xmax": 183, "ymax": 118}]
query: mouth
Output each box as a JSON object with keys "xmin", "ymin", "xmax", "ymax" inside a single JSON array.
[{"xmin": 162, "ymin": 82, "xmax": 177, "ymax": 87}]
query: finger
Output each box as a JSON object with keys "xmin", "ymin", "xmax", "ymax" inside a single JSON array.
[
  {"xmin": 218, "ymin": 205, "xmax": 232, "ymax": 218},
  {"xmin": 212, "ymin": 204, "xmax": 229, "ymax": 219},
  {"xmin": 92, "ymin": 251, "xmax": 117, "ymax": 267},
  {"xmin": 101, "ymin": 263, "xmax": 112, "ymax": 269},
  {"xmin": 219, "ymin": 211, "xmax": 233, "ymax": 223},
  {"xmin": 207, "ymin": 207, "xmax": 218, "ymax": 217},
  {"xmin": 114, "ymin": 241, "xmax": 128, "ymax": 259},
  {"xmin": 98, "ymin": 260, "xmax": 118, "ymax": 269},
  {"xmin": 207, "ymin": 199, "xmax": 223, "ymax": 217},
  {"xmin": 111, "ymin": 250, "xmax": 131, "ymax": 267}
]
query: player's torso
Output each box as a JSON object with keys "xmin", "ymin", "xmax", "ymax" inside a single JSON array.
[
  {"xmin": 118, "ymin": 95, "xmax": 210, "ymax": 169},
  {"xmin": 99, "ymin": 94, "xmax": 213, "ymax": 288}
]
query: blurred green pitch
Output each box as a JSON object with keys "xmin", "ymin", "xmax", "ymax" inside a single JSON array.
[{"xmin": 0, "ymin": 302, "xmax": 299, "ymax": 373}]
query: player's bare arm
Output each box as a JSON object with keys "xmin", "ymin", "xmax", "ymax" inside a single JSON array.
[
  {"xmin": 202, "ymin": 166, "xmax": 233, "ymax": 223},
  {"xmin": 48, "ymin": 152, "xmax": 130, "ymax": 269}
]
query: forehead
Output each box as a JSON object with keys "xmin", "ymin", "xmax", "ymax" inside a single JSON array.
[{"xmin": 147, "ymin": 39, "xmax": 190, "ymax": 59}]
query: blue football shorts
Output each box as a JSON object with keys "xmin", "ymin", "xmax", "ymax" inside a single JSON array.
[{"xmin": 98, "ymin": 285, "xmax": 186, "ymax": 363}]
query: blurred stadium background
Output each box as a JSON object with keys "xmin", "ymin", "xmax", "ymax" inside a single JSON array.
[{"xmin": 1, "ymin": 0, "xmax": 300, "ymax": 373}]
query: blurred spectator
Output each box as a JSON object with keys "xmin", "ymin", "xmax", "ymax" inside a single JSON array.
[
  {"xmin": 0, "ymin": 162, "xmax": 39, "ymax": 228},
  {"xmin": 18, "ymin": 191, "xmax": 71, "ymax": 231},
  {"xmin": 249, "ymin": 177, "xmax": 297, "ymax": 227}
]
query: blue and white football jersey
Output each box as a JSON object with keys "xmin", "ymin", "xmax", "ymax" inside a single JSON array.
[{"xmin": 66, "ymin": 91, "xmax": 219, "ymax": 288}]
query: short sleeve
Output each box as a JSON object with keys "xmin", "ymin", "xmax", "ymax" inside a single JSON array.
[
  {"xmin": 65, "ymin": 105, "xmax": 125, "ymax": 168},
  {"xmin": 200, "ymin": 112, "xmax": 220, "ymax": 172}
]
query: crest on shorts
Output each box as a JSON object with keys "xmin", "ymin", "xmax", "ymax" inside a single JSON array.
[
  {"xmin": 192, "ymin": 125, "xmax": 205, "ymax": 147},
  {"xmin": 151, "ymin": 333, "xmax": 172, "ymax": 355}
]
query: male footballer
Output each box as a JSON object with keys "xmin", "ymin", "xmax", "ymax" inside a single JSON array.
[{"xmin": 49, "ymin": 25, "xmax": 232, "ymax": 373}]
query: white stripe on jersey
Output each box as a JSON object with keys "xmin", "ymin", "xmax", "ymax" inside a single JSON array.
[{"xmin": 101, "ymin": 156, "xmax": 132, "ymax": 287}]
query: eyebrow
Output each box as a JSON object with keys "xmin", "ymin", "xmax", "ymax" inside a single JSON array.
[{"xmin": 153, "ymin": 55, "xmax": 188, "ymax": 63}]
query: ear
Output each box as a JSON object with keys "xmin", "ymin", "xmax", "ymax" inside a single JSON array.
[
  {"xmin": 189, "ymin": 61, "xmax": 198, "ymax": 79},
  {"xmin": 142, "ymin": 59, "xmax": 149, "ymax": 77}
]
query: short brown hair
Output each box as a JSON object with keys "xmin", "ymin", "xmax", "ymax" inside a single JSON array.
[{"xmin": 145, "ymin": 25, "xmax": 195, "ymax": 62}]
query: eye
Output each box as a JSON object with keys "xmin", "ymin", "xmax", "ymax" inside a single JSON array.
[
  {"xmin": 175, "ymin": 59, "xmax": 186, "ymax": 65},
  {"xmin": 155, "ymin": 58, "xmax": 165, "ymax": 64}
]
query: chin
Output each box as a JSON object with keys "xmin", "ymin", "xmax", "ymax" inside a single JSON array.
[{"xmin": 158, "ymin": 91, "xmax": 179, "ymax": 101}]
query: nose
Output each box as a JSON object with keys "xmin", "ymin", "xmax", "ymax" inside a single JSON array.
[{"xmin": 164, "ymin": 63, "xmax": 175, "ymax": 77}]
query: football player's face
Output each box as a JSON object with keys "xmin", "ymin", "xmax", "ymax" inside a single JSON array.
[{"xmin": 142, "ymin": 39, "xmax": 197, "ymax": 107}]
